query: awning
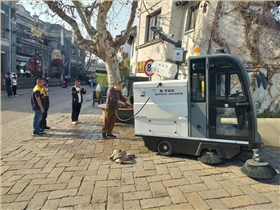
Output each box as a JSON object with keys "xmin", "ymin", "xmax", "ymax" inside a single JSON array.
[
  {"xmin": 19, "ymin": 62, "xmax": 26, "ymax": 67},
  {"xmin": 17, "ymin": 55, "xmax": 31, "ymax": 62}
]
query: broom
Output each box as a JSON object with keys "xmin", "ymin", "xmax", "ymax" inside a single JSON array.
[
  {"xmin": 241, "ymin": 149, "xmax": 277, "ymax": 179},
  {"xmin": 198, "ymin": 151, "xmax": 224, "ymax": 165}
]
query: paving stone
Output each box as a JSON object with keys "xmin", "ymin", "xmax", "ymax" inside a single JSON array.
[
  {"xmin": 211, "ymin": 172, "xmax": 237, "ymax": 181},
  {"xmin": 121, "ymin": 172, "xmax": 134, "ymax": 185},
  {"xmin": 263, "ymin": 191, "xmax": 280, "ymax": 206},
  {"xmin": 5, "ymin": 175, "xmax": 24, "ymax": 183},
  {"xmin": 140, "ymin": 197, "xmax": 172, "ymax": 209},
  {"xmin": 179, "ymin": 183, "xmax": 209, "ymax": 193},
  {"xmin": 205, "ymin": 199, "xmax": 228, "ymax": 210},
  {"xmin": 198, "ymin": 188, "xmax": 231, "ymax": 200},
  {"xmin": 167, "ymin": 187, "xmax": 188, "ymax": 204},
  {"xmin": 48, "ymin": 167, "xmax": 65, "ymax": 178},
  {"xmin": 185, "ymin": 192, "xmax": 210, "ymax": 210},
  {"xmin": 57, "ymin": 207, "xmax": 74, "ymax": 210},
  {"xmin": 124, "ymin": 190, "xmax": 152, "ymax": 201},
  {"xmin": 108, "ymin": 169, "xmax": 122, "ymax": 180},
  {"xmin": 2, "ymin": 187, "xmax": 11, "ymax": 195},
  {"xmin": 15, "ymin": 168, "xmax": 42, "ymax": 175},
  {"xmin": 155, "ymin": 164, "xmax": 169, "ymax": 175},
  {"xmin": 124, "ymin": 200, "xmax": 141, "ymax": 210},
  {"xmin": 239, "ymin": 186, "xmax": 270, "ymax": 204},
  {"xmin": 159, "ymin": 203, "xmax": 194, "ymax": 210},
  {"xmin": 16, "ymin": 185, "xmax": 40, "ymax": 202},
  {"xmin": 134, "ymin": 170, "xmax": 157, "ymax": 178},
  {"xmin": 91, "ymin": 203, "xmax": 107, "ymax": 210},
  {"xmin": 57, "ymin": 172, "xmax": 74, "ymax": 183},
  {"xmin": 8, "ymin": 179, "xmax": 31, "ymax": 194},
  {"xmin": 162, "ymin": 178, "xmax": 190, "ymax": 188},
  {"xmin": 168, "ymin": 166, "xmax": 184, "ymax": 179},
  {"xmin": 179, "ymin": 164, "xmax": 203, "ymax": 172},
  {"xmin": 221, "ymin": 195, "xmax": 257, "ymax": 208},
  {"xmin": 195, "ymin": 169, "xmax": 222, "ymax": 176},
  {"xmin": 10, "ymin": 164, "xmax": 34, "ymax": 170},
  {"xmin": 229, "ymin": 177, "xmax": 258, "ymax": 186},
  {"xmin": 95, "ymin": 180, "xmax": 121, "ymax": 187},
  {"xmin": 107, "ymin": 187, "xmax": 123, "ymax": 210},
  {"xmin": 48, "ymin": 189, "xmax": 78, "ymax": 200},
  {"xmin": 38, "ymin": 183, "xmax": 68, "ymax": 192},
  {"xmin": 1, "ymin": 194, "xmax": 19, "ymax": 203},
  {"xmin": 146, "ymin": 174, "xmax": 172, "ymax": 183},
  {"xmin": 33, "ymin": 159, "xmax": 50, "ymax": 168},
  {"xmin": 27, "ymin": 192, "xmax": 49, "ymax": 210},
  {"xmin": 143, "ymin": 160, "xmax": 156, "ymax": 170},
  {"xmin": 251, "ymin": 183, "xmax": 280, "ymax": 193},
  {"xmin": 67, "ymin": 177, "xmax": 83, "ymax": 189},
  {"xmin": 245, "ymin": 203, "xmax": 279, "ymax": 209},
  {"xmin": 78, "ymin": 181, "xmax": 94, "ymax": 195},
  {"xmin": 42, "ymin": 199, "xmax": 60, "ymax": 210},
  {"xmin": 134, "ymin": 177, "xmax": 150, "ymax": 191},
  {"xmin": 22, "ymin": 173, "xmax": 49, "ymax": 180},
  {"xmin": 120, "ymin": 185, "xmax": 136, "ymax": 193},
  {"xmin": 30, "ymin": 178, "xmax": 57, "ymax": 186},
  {"xmin": 201, "ymin": 176, "xmax": 222, "ymax": 189},
  {"xmin": 59, "ymin": 195, "xmax": 91, "ymax": 207},
  {"xmin": 149, "ymin": 181, "xmax": 168, "ymax": 197},
  {"xmin": 183, "ymin": 171, "xmax": 203, "ymax": 184},
  {"xmin": 1, "ymin": 201, "xmax": 28, "ymax": 210},
  {"xmin": 219, "ymin": 180, "xmax": 244, "ymax": 196},
  {"xmin": 73, "ymin": 204, "xmax": 94, "ymax": 210},
  {"xmin": 92, "ymin": 187, "xmax": 107, "ymax": 204}
]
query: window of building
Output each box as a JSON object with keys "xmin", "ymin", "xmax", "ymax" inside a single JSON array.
[
  {"xmin": 146, "ymin": 10, "xmax": 161, "ymax": 42},
  {"xmin": 1, "ymin": 11, "xmax": 5, "ymax": 38},
  {"xmin": 186, "ymin": 4, "xmax": 199, "ymax": 31}
]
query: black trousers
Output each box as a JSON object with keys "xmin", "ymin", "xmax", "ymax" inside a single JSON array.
[
  {"xmin": 72, "ymin": 103, "xmax": 82, "ymax": 122},
  {"xmin": 6, "ymin": 86, "xmax": 12, "ymax": 96},
  {"xmin": 39, "ymin": 110, "xmax": 48, "ymax": 128},
  {"xmin": 12, "ymin": 85, "xmax": 17, "ymax": 95}
]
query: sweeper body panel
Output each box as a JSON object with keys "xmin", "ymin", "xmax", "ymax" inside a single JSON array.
[{"xmin": 133, "ymin": 54, "xmax": 262, "ymax": 162}]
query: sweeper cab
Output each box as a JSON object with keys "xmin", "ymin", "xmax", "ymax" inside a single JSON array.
[{"xmin": 133, "ymin": 53, "xmax": 277, "ymax": 179}]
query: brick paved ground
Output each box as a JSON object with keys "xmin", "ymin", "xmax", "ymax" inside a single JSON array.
[{"xmin": 1, "ymin": 87, "xmax": 280, "ymax": 209}]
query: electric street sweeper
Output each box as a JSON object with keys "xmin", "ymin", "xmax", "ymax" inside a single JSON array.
[{"xmin": 132, "ymin": 53, "xmax": 277, "ymax": 179}]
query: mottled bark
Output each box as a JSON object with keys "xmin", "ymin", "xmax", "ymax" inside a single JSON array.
[{"xmin": 44, "ymin": 0, "xmax": 138, "ymax": 84}]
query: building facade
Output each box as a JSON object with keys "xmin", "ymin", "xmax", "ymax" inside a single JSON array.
[
  {"xmin": 130, "ymin": 1, "xmax": 280, "ymax": 114},
  {"xmin": 1, "ymin": 1, "xmax": 85, "ymax": 82}
]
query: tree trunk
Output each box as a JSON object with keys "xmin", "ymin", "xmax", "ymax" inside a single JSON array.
[{"xmin": 104, "ymin": 55, "xmax": 121, "ymax": 86}]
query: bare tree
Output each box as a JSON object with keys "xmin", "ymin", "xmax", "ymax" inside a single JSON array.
[{"xmin": 42, "ymin": 0, "xmax": 138, "ymax": 85}]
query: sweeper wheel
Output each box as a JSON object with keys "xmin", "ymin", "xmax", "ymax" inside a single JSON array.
[
  {"xmin": 241, "ymin": 159, "xmax": 277, "ymax": 179},
  {"xmin": 198, "ymin": 151, "xmax": 224, "ymax": 165},
  {"xmin": 157, "ymin": 140, "xmax": 173, "ymax": 156}
]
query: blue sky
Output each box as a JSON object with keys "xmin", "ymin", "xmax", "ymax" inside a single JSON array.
[{"xmin": 19, "ymin": 0, "xmax": 137, "ymax": 38}]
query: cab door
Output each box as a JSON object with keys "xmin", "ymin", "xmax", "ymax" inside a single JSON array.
[
  {"xmin": 208, "ymin": 56, "xmax": 254, "ymax": 144},
  {"xmin": 188, "ymin": 58, "xmax": 207, "ymax": 138}
]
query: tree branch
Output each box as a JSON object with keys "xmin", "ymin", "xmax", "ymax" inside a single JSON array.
[
  {"xmin": 96, "ymin": 0, "xmax": 113, "ymax": 41},
  {"xmin": 44, "ymin": 1, "xmax": 101, "ymax": 57},
  {"xmin": 72, "ymin": 1, "xmax": 97, "ymax": 36},
  {"xmin": 113, "ymin": 1, "xmax": 138, "ymax": 49}
]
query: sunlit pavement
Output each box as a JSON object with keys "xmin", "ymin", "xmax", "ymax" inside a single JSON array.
[{"xmin": 1, "ymin": 87, "xmax": 280, "ymax": 209}]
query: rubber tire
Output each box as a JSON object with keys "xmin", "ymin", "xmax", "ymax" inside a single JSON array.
[{"xmin": 157, "ymin": 140, "xmax": 173, "ymax": 156}]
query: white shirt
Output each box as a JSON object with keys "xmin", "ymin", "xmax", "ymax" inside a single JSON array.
[
  {"xmin": 75, "ymin": 87, "xmax": 81, "ymax": 103},
  {"xmin": 12, "ymin": 78, "xmax": 17, "ymax": 86}
]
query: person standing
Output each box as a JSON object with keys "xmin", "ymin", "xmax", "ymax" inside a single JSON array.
[
  {"xmin": 102, "ymin": 81, "xmax": 132, "ymax": 139},
  {"xmin": 71, "ymin": 80, "xmax": 86, "ymax": 125},
  {"xmin": 12, "ymin": 74, "xmax": 17, "ymax": 96},
  {"xmin": 5, "ymin": 73, "xmax": 12, "ymax": 97},
  {"xmin": 40, "ymin": 83, "xmax": 50, "ymax": 130},
  {"xmin": 31, "ymin": 78, "xmax": 45, "ymax": 136}
]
